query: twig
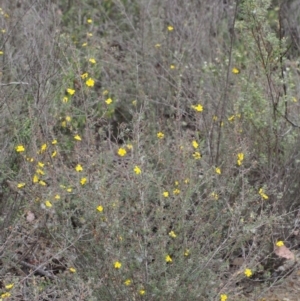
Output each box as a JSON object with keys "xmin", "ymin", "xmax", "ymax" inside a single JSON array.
[
  {"xmin": 20, "ymin": 261, "xmax": 56, "ymax": 280},
  {"xmin": 0, "ymin": 82, "xmax": 29, "ymax": 86}
]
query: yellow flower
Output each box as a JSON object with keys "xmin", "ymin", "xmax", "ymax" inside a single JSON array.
[
  {"xmin": 74, "ymin": 134, "xmax": 82, "ymax": 141},
  {"xmin": 103, "ymin": 90, "xmax": 109, "ymax": 95},
  {"xmin": 26, "ymin": 157, "xmax": 34, "ymax": 162},
  {"xmin": 169, "ymin": 231, "xmax": 176, "ymax": 238},
  {"xmin": 82, "ymin": 42, "xmax": 88, "ymax": 47},
  {"xmin": 114, "ymin": 261, "xmax": 122, "ymax": 269},
  {"xmin": 157, "ymin": 132, "xmax": 164, "ymax": 139},
  {"xmin": 232, "ymin": 67, "xmax": 240, "ymax": 74},
  {"xmin": 36, "ymin": 169, "xmax": 45, "ymax": 175},
  {"xmin": 259, "ymin": 188, "xmax": 269, "ymax": 200},
  {"xmin": 139, "ymin": 289, "xmax": 146, "ymax": 295},
  {"xmin": 1, "ymin": 292, "xmax": 11, "ymax": 298},
  {"xmin": 17, "ymin": 183, "xmax": 26, "ymax": 188},
  {"xmin": 118, "ymin": 148, "xmax": 127, "ymax": 157},
  {"xmin": 193, "ymin": 152, "xmax": 201, "ymax": 159},
  {"xmin": 89, "ymin": 58, "xmax": 96, "ymax": 64},
  {"xmin": 165, "ymin": 255, "xmax": 172, "ymax": 262},
  {"xmin": 228, "ymin": 115, "xmax": 235, "ymax": 122},
  {"xmin": 191, "ymin": 104, "xmax": 203, "ymax": 112},
  {"xmin": 65, "ymin": 116, "xmax": 71, "ymax": 122},
  {"xmin": 33, "ymin": 174, "xmax": 39, "ymax": 183},
  {"xmin": 45, "ymin": 200, "xmax": 52, "ymax": 208},
  {"xmin": 155, "ymin": 43, "xmax": 161, "ymax": 48},
  {"xmin": 61, "ymin": 121, "xmax": 66, "ymax": 127},
  {"xmin": 87, "ymin": 18, "xmax": 92, "ymax": 23},
  {"xmin": 162, "ymin": 191, "xmax": 169, "ymax": 198},
  {"xmin": 81, "ymin": 72, "xmax": 88, "ymax": 79},
  {"xmin": 69, "ymin": 267, "xmax": 76, "ymax": 273},
  {"xmin": 175, "ymin": 181, "xmax": 179, "ymax": 186},
  {"xmin": 15, "ymin": 145, "xmax": 25, "ymax": 152},
  {"xmin": 134, "ymin": 166, "xmax": 141, "ymax": 174},
  {"xmin": 62, "ymin": 96, "xmax": 68, "ymax": 102},
  {"xmin": 167, "ymin": 25, "xmax": 174, "ymax": 31},
  {"xmin": 213, "ymin": 115, "xmax": 218, "ymax": 121},
  {"xmin": 276, "ymin": 240, "xmax": 284, "ymax": 247},
  {"xmin": 126, "ymin": 144, "xmax": 133, "ymax": 150},
  {"xmin": 66, "ymin": 187, "xmax": 72, "ymax": 192},
  {"xmin": 215, "ymin": 167, "xmax": 221, "ymax": 174},
  {"xmin": 132, "ymin": 100, "xmax": 137, "ymax": 105},
  {"xmin": 38, "ymin": 162, "xmax": 45, "ymax": 168},
  {"xmin": 5, "ymin": 283, "xmax": 14, "ymax": 289},
  {"xmin": 184, "ymin": 178, "xmax": 190, "ymax": 184},
  {"xmin": 105, "ymin": 98, "xmax": 112, "ymax": 105},
  {"xmin": 87, "ymin": 32, "xmax": 93, "ymax": 37},
  {"xmin": 75, "ymin": 164, "xmax": 83, "ymax": 172},
  {"xmin": 86, "ymin": 78, "xmax": 95, "ymax": 87},
  {"xmin": 52, "ymin": 139, "xmax": 57, "ymax": 145},
  {"xmin": 0, "ymin": 51, "xmax": 4, "ymax": 55},
  {"xmin": 173, "ymin": 188, "xmax": 180, "ymax": 195},
  {"xmin": 184, "ymin": 249, "xmax": 190, "ymax": 256},
  {"xmin": 244, "ymin": 268, "xmax": 253, "ymax": 277},
  {"xmin": 211, "ymin": 192, "xmax": 219, "ymax": 200},
  {"xmin": 97, "ymin": 205, "xmax": 103, "ymax": 212},
  {"xmin": 39, "ymin": 180, "xmax": 46, "ymax": 186},
  {"xmin": 192, "ymin": 140, "xmax": 198, "ymax": 149},
  {"xmin": 80, "ymin": 177, "xmax": 87, "ymax": 185},
  {"xmin": 51, "ymin": 151, "xmax": 57, "ymax": 158},
  {"xmin": 67, "ymin": 88, "xmax": 75, "ymax": 95},
  {"xmin": 54, "ymin": 194, "xmax": 60, "ymax": 200},
  {"xmin": 170, "ymin": 64, "xmax": 175, "ymax": 69},
  {"xmin": 220, "ymin": 294, "xmax": 228, "ymax": 301},
  {"xmin": 237, "ymin": 152, "xmax": 244, "ymax": 166},
  {"xmin": 124, "ymin": 279, "xmax": 131, "ymax": 286}
]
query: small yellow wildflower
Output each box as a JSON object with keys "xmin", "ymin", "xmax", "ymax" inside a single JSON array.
[
  {"xmin": 132, "ymin": 100, "xmax": 137, "ymax": 105},
  {"xmin": 118, "ymin": 148, "xmax": 127, "ymax": 157},
  {"xmin": 66, "ymin": 187, "xmax": 72, "ymax": 192},
  {"xmin": 157, "ymin": 132, "xmax": 164, "ymax": 139},
  {"xmin": 0, "ymin": 51, "xmax": 3, "ymax": 55},
  {"xmin": 15, "ymin": 145, "xmax": 25, "ymax": 152},
  {"xmin": 173, "ymin": 188, "xmax": 180, "ymax": 195},
  {"xmin": 232, "ymin": 67, "xmax": 240, "ymax": 74},
  {"xmin": 1, "ymin": 292, "xmax": 11, "ymax": 298},
  {"xmin": 80, "ymin": 177, "xmax": 87, "ymax": 185},
  {"xmin": 17, "ymin": 183, "xmax": 26, "ymax": 188},
  {"xmin": 103, "ymin": 90, "xmax": 109, "ymax": 95},
  {"xmin": 211, "ymin": 192, "xmax": 219, "ymax": 200},
  {"xmin": 114, "ymin": 261, "xmax": 122, "ymax": 269},
  {"xmin": 69, "ymin": 267, "xmax": 76, "ymax": 273},
  {"xmin": 97, "ymin": 205, "xmax": 103, "ymax": 212},
  {"xmin": 5, "ymin": 283, "xmax": 14, "ymax": 289},
  {"xmin": 38, "ymin": 162, "xmax": 45, "ymax": 168},
  {"xmin": 63, "ymin": 96, "xmax": 68, "ymax": 102},
  {"xmin": 87, "ymin": 32, "xmax": 93, "ymax": 37},
  {"xmin": 259, "ymin": 188, "xmax": 269, "ymax": 200},
  {"xmin": 184, "ymin": 249, "xmax": 190, "ymax": 256},
  {"xmin": 155, "ymin": 43, "xmax": 161, "ymax": 48},
  {"xmin": 192, "ymin": 140, "xmax": 198, "ymax": 149},
  {"xmin": 220, "ymin": 294, "xmax": 228, "ymax": 301},
  {"xmin": 191, "ymin": 104, "xmax": 203, "ymax": 112},
  {"xmin": 165, "ymin": 255, "xmax": 172, "ymax": 262},
  {"xmin": 167, "ymin": 25, "xmax": 174, "ymax": 31},
  {"xmin": 54, "ymin": 194, "xmax": 60, "ymax": 200},
  {"xmin": 215, "ymin": 167, "xmax": 221, "ymax": 174},
  {"xmin": 36, "ymin": 169, "xmax": 45, "ymax": 175},
  {"xmin": 67, "ymin": 88, "xmax": 75, "ymax": 95},
  {"xmin": 213, "ymin": 115, "xmax": 218, "ymax": 121},
  {"xmin": 163, "ymin": 191, "xmax": 169, "ymax": 198},
  {"xmin": 52, "ymin": 139, "xmax": 57, "ymax": 145},
  {"xmin": 40, "ymin": 144, "xmax": 47, "ymax": 154},
  {"xmin": 61, "ymin": 121, "xmax": 66, "ymax": 127},
  {"xmin": 65, "ymin": 116, "xmax": 71, "ymax": 122},
  {"xmin": 169, "ymin": 231, "xmax": 177, "ymax": 238},
  {"xmin": 126, "ymin": 144, "xmax": 133, "ymax": 150},
  {"xmin": 193, "ymin": 152, "xmax": 201, "ymax": 159},
  {"xmin": 184, "ymin": 178, "xmax": 190, "ymax": 184},
  {"xmin": 276, "ymin": 240, "xmax": 284, "ymax": 247},
  {"xmin": 39, "ymin": 180, "xmax": 46, "ymax": 186},
  {"xmin": 75, "ymin": 164, "xmax": 83, "ymax": 172},
  {"xmin": 292, "ymin": 97, "xmax": 297, "ymax": 102},
  {"xmin": 237, "ymin": 152, "xmax": 244, "ymax": 166},
  {"xmin": 45, "ymin": 200, "xmax": 52, "ymax": 208},
  {"xmin": 89, "ymin": 58, "xmax": 96, "ymax": 64},
  {"xmin": 82, "ymin": 42, "xmax": 88, "ymax": 47},
  {"xmin": 87, "ymin": 18, "xmax": 92, "ymax": 23},
  {"xmin": 134, "ymin": 166, "xmax": 141, "ymax": 175},
  {"xmin": 105, "ymin": 98, "xmax": 112, "ymax": 105},
  {"xmin": 81, "ymin": 72, "xmax": 88, "ymax": 79},
  {"xmin": 33, "ymin": 174, "xmax": 39, "ymax": 183},
  {"xmin": 170, "ymin": 64, "xmax": 175, "ymax": 69},
  {"xmin": 139, "ymin": 289, "xmax": 146, "ymax": 295},
  {"xmin": 124, "ymin": 279, "xmax": 131, "ymax": 286},
  {"xmin": 228, "ymin": 115, "xmax": 235, "ymax": 122},
  {"xmin": 1, "ymin": 29, "xmax": 5, "ymax": 33},
  {"xmin": 244, "ymin": 268, "xmax": 253, "ymax": 277},
  {"xmin": 175, "ymin": 181, "xmax": 179, "ymax": 186},
  {"xmin": 86, "ymin": 78, "xmax": 95, "ymax": 87},
  {"xmin": 26, "ymin": 157, "xmax": 34, "ymax": 162},
  {"xmin": 74, "ymin": 134, "xmax": 82, "ymax": 141},
  {"xmin": 51, "ymin": 151, "xmax": 57, "ymax": 158}
]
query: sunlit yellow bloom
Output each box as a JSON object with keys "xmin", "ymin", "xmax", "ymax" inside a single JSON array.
[
  {"xmin": 276, "ymin": 240, "xmax": 284, "ymax": 247},
  {"xmin": 66, "ymin": 187, "xmax": 72, "ymax": 192},
  {"xmin": 38, "ymin": 162, "xmax": 44, "ymax": 168},
  {"xmin": 228, "ymin": 115, "xmax": 235, "ymax": 121},
  {"xmin": 132, "ymin": 100, "xmax": 137, "ymax": 105},
  {"xmin": 184, "ymin": 178, "xmax": 190, "ymax": 184},
  {"xmin": 97, "ymin": 205, "xmax": 103, "ymax": 212},
  {"xmin": 87, "ymin": 32, "xmax": 93, "ymax": 37},
  {"xmin": 237, "ymin": 152, "xmax": 244, "ymax": 166},
  {"xmin": 74, "ymin": 134, "xmax": 82, "ymax": 141},
  {"xmin": 81, "ymin": 72, "xmax": 88, "ymax": 79},
  {"xmin": 1, "ymin": 292, "xmax": 11, "ymax": 298},
  {"xmin": 170, "ymin": 64, "xmax": 175, "ymax": 69},
  {"xmin": 87, "ymin": 19, "xmax": 92, "ymax": 23},
  {"xmin": 39, "ymin": 180, "xmax": 46, "ymax": 186},
  {"xmin": 52, "ymin": 139, "xmax": 57, "ymax": 144},
  {"xmin": 36, "ymin": 169, "xmax": 45, "ymax": 175},
  {"xmin": 215, "ymin": 167, "xmax": 221, "ymax": 174},
  {"xmin": 54, "ymin": 194, "xmax": 60, "ymax": 200},
  {"xmin": 211, "ymin": 192, "xmax": 219, "ymax": 200},
  {"xmin": 192, "ymin": 140, "xmax": 198, "ymax": 149},
  {"xmin": 220, "ymin": 294, "xmax": 228, "ymax": 301},
  {"xmin": 193, "ymin": 152, "xmax": 201, "ymax": 159},
  {"xmin": 65, "ymin": 116, "xmax": 71, "ymax": 122},
  {"xmin": 103, "ymin": 90, "xmax": 109, "ymax": 95},
  {"xmin": 134, "ymin": 166, "xmax": 141, "ymax": 174},
  {"xmin": 155, "ymin": 43, "xmax": 161, "ymax": 48},
  {"xmin": 33, "ymin": 174, "xmax": 39, "ymax": 183},
  {"xmin": 75, "ymin": 164, "xmax": 83, "ymax": 172},
  {"xmin": 17, "ymin": 183, "xmax": 26, "ymax": 188},
  {"xmin": 89, "ymin": 58, "xmax": 96, "ymax": 64},
  {"xmin": 51, "ymin": 151, "xmax": 57, "ymax": 158},
  {"xmin": 244, "ymin": 268, "xmax": 253, "ymax": 277},
  {"xmin": 191, "ymin": 104, "xmax": 203, "ymax": 112},
  {"xmin": 86, "ymin": 78, "xmax": 95, "ymax": 87},
  {"xmin": 169, "ymin": 231, "xmax": 177, "ymax": 238},
  {"xmin": 15, "ymin": 145, "xmax": 25, "ymax": 152},
  {"xmin": 63, "ymin": 96, "xmax": 68, "ymax": 103},
  {"xmin": 105, "ymin": 98, "xmax": 112, "ymax": 105},
  {"xmin": 45, "ymin": 200, "xmax": 52, "ymax": 208},
  {"xmin": 126, "ymin": 144, "xmax": 133, "ymax": 150},
  {"xmin": 114, "ymin": 261, "xmax": 122, "ymax": 269},
  {"xmin": 163, "ymin": 191, "xmax": 169, "ymax": 198},
  {"xmin": 80, "ymin": 177, "xmax": 87, "ymax": 185},
  {"xmin": 69, "ymin": 267, "xmax": 76, "ymax": 273},
  {"xmin": 5, "ymin": 283, "xmax": 14, "ymax": 290},
  {"xmin": 67, "ymin": 88, "xmax": 75, "ymax": 95},
  {"xmin": 167, "ymin": 25, "xmax": 174, "ymax": 31},
  {"xmin": 118, "ymin": 148, "xmax": 127, "ymax": 157},
  {"xmin": 184, "ymin": 249, "xmax": 190, "ymax": 256},
  {"xmin": 82, "ymin": 42, "xmax": 88, "ymax": 47},
  {"xmin": 157, "ymin": 132, "xmax": 164, "ymax": 139},
  {"xmin": 165, "ymin": 255, "xmax": 172, "ymax": 262},
  {"xmin": 173, "ymin": 188, "xmax": 180, "ymax": 195},
  {"xmin": 232, "ymin": 67, "xmax": 240, "ymax": 74},
  {"xmin": 139, "ymin": 289, "xmax": 146, "ymax": 295},
  {"xmin": 124, "ymin": 279, "xmax": 131, "ymax": 286},
  {"xmin": 259, "ymin": 188, "xmax": 269, "ymax": 200}
]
